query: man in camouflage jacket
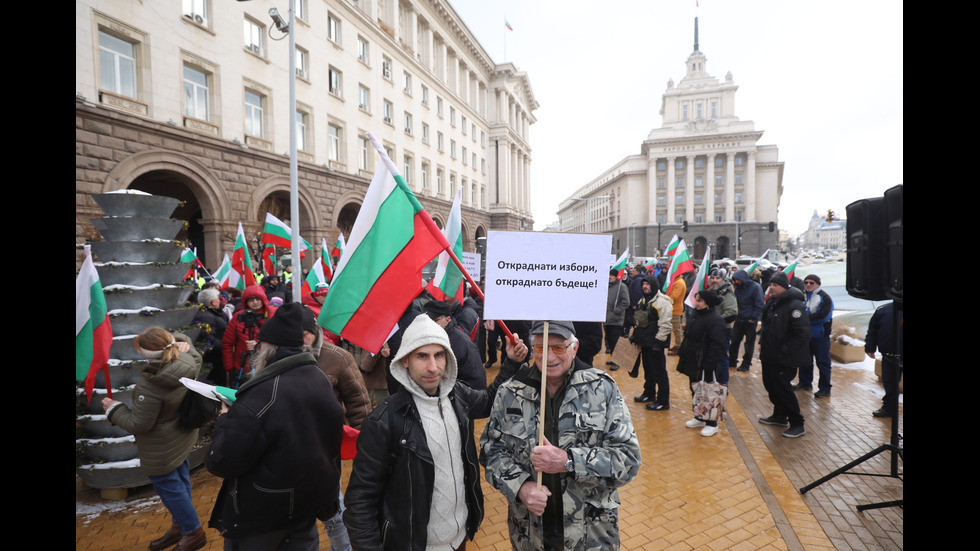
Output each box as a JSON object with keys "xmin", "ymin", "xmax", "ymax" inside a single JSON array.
[{"xmin": 480, "ymin": 321, "xmax": 641, "ymax": 551}]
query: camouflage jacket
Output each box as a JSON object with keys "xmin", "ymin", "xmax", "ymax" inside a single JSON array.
[{"xmin": 480, "ymin": 358, "xmax": 641, "ymax": 551}]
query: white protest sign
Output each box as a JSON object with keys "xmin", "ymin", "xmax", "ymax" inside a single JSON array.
[
  {"xmin": 483, "ymin": 231, "xmax": 610, "ymax": 322},
  {"xmin": 461, "ymin": 251, "xmax": 482, "ymax": 282}
]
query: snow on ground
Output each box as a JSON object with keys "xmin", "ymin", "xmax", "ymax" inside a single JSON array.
[{"xmin": 76, "ymin": 494, "xmax": 160, "ymax": 523}]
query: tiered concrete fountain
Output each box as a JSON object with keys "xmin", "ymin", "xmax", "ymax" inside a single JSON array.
[{"xmin": 75, "ymin": 190, "xmax": 205, "ymax": 500}]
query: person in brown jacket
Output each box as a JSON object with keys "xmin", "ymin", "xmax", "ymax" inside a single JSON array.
[{"xmin": 359, "ymin": 343, "xmax": 391, "ymax": 409}]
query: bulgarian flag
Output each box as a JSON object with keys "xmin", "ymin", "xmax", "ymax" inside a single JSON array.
[
  {"xmin": 261, "ymin": 243, "xmax": 277, "ymax": 276},
  {"xmin": 320, "ymin": 238, "xmax": 334, "ymax": 283},
  {"xmin": 611, "ymin": 248, "xmax": 630, "ymax": 280},
  {"xmin": 331, "ymin": 233, "xmax": 346, "ymax": 260},
  {"xmin": 213, "ymin": 254, "xmax": 233, "ymax": 289},
  {"xmin": 180, "ymin": 247, "xmax": 204, "ymax": 280},
  {"xmin": 685, "ymin": 246, "xmax": 712, "ymax": 308},
  {"xmin": 782, "ymin": 254, "xmax": 802, "ymax": 282},
  {"xmin": 745, "ymin": 249, "xmax": 770, "ymax": 276},
  {"xmin": 230, "ymin": 222, "xmax": 257, "ymax": 290},
  {"xmin": 262, "ymin": 212, "xmax": 312, "ymax": 259},
  {"xmin": 319, "ymin": 132, "xmax": 450, "ymax": 353},
  {"xmin": 302, "ymin": 250, "xmax": 330, "ymax": 296},
  {"xmin": 426, "ymin": 188, "xmax": 465, "ymax": 301},
  {"xmin": 76, "ymin": 244, "xmax": 113, "ymax": 404},
  {"xmin": 662, "ymin": 239, "xmax": 695, "ymax": 293},
  {"xmin": 663, "ymin": 234, "xmax": 680, "ymax": 260}
]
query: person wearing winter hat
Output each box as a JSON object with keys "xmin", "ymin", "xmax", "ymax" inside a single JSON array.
[
  {"xmin": 206, "ymin": 302, "xmax": 345, "ymax": 550},
  {"xmin": 795, "ymin": 274, "xmax": 835, "ymax": 398},
  {"xmin": 708, "ymin": 268, "xmax": 738, "ymax": 384},
  {"xmin": 757, "ymin": 272, "xmax": 811, "ymax": 438},
  {"xmin": 679, "ymin": 290, "xmax": 728, "ymax": 437},
  {"xmin": 344, "ymin": 314, "xmax": 525, "ymax": 551}
]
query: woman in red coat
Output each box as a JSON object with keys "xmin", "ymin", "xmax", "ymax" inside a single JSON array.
[{"xmin": 221, "ymin": 285, "xmax": 276, "ymax": 385}]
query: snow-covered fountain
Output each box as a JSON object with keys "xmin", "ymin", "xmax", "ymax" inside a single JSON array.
[{"xmin": 75, "ymin": 190, "xmax": 206, "ymax": 500}]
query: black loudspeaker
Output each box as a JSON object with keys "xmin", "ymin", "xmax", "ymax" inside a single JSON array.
[
  {"xmin": 883, "ymin": 185, "xmax": 903, "ymax": 301},
  {"xmin": 845, "ymin": 197, "xmax": 887, "ymax": 300}
]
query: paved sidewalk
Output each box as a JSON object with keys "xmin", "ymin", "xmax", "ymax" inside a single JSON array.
[{"xmin": 76, "ymin": 351, "xmax": 902, "ymax": 550}]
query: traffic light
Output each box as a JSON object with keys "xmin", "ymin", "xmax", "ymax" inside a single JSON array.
[
  {"xmin": 826, "ymin": 209, "xmax": 836, "ymax": 222},
  {"xmin": 682, "ymin": 221, "xmax": 688, "ymax": 232},
  {"xmin": 768, "ymin": 221, "xmax": 775, "ymax": 232}
]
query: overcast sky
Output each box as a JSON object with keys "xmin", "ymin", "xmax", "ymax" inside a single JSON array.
[{"xmin": 448, "ymin": 0, "xmax": 903, "ymax": 235}]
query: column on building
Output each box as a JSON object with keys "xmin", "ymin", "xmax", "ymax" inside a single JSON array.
[
  {"xmin": 725, "ymin": 152, "xmax": 735, "ymax": 221},
  {"xmin": 647, "ymin": 155, "xmax": 659, "ymax": 224},
  {"xmin": 705, "ymin": 153, "xmax": 716, "ymax": 223},
  {"xmin": 745, "ymin": 151, "xmax": 757, "ymax": 221},
  {"xmin": 666, "ymin": 156, "xmax": 676, "ymax": 223},
  {"xmin": 685, "ymin": 154, "xmax": 696, "ymax": 222}
]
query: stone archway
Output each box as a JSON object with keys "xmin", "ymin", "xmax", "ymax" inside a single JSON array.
[
  {"xmin": 716, "ymin": 236, "xmax": 731, "ymax": 259},
  {"xmin": 693, "ymin": 236, "xmax": 708, "ymax": 260}
]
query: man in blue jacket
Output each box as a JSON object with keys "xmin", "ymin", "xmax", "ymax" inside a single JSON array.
[
  {"xmin": 795, "ymin": 274, "xmax": 835, "ymax": 397},
  {"xmin": 729, "ymin": 269, "xmax": 765, "ymax": 372}
]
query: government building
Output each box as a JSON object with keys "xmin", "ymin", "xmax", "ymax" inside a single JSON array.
[
  {"xmin": 76, "ymin": 0, "xmax": 537, "ymax": 270},
  {"xmin": 557, "ymin": 19, "xmax": 782, "ymax": 262}
]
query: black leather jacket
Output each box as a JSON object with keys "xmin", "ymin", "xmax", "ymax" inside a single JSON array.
[{"xmin": 344, "ymin": 360, "xmax": 517, "ymax": 551}]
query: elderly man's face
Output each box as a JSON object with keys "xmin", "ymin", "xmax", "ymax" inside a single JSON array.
[
  {"xmin": 532, "ymin": 334, "xmax": 577, "ymax": 383},
  {"xmin": 402, "ymin": 343, "xmax": 447, "ymax": 395},
  {"xmin": 709, "ymin": 275, "xmax": 724, "ymax": 288}
]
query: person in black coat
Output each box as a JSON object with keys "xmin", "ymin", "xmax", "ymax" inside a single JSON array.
[
  {"xmin": 758, "ymin": 273, "xmax": 811, "ymax": 438},
  {"xmin": 678, "ymin": 290, "xmax": 727, "ymax": 437},
  {"xmin": 194, "ymin": 288, "xmax": 229, "ymax": 386}
]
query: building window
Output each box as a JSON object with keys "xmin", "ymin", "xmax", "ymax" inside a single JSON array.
[
  {"xmin": 461, "ymin": 116, "xmax": 467, "ymax": 134},
  {"xmin": 711, "ymin": 101, "xmax": 717, "ymax": 118},
  {"xmin": 675, "ymin": 213, "xmax": 684, "ymax": 224},
  {"xmin": 295, "ymin": 46, "xmax": 309, "ymax": 79},
  {"xmin": 735, "ymin": 174, "xmax": 743, "ymax": 186},
  {"xmin": 481, "ymin": 158, "xmax": 486, "ymax": 174},
  {"xmin": 715, "ymin": 192, "xmax": 723, "ymax": 204},
  {"xmin": 461, "ymin": 146, "xmax": 467, "ymax": 165},
  {"xmin": 715, "ymin": 213, "xmax": 723, "ymax": 223},
  {"xmin": 404, "ymin": 112, "xmax": 413, "ymax": 135},
  {"xmin": 471, "ymin": 182, "xmax": 477, "ymax": 205},
  {"xmin": 383, "ymin": 99, "xmax": 393, "ymax": 124},
  {"xmin": 696, "ymin": 176, "xmax": 703, "ymax": 187},
  {"xmin": 437, "ymin": 168, "xmax": 444, "ymax": 193},
  {"xmin": 421, "ymin": 162, "xmax": 429, "ymax": 189},
  {"xmin": 99, "ymin": 31, "xmax": 137, "ymax": 99},
  {"xmin": 675, "ymin": 194, "xmax": 684, "ymax": 206},
  {"xmin": 382, "ymin": 56, "xmax": 392, "ymax": 80},
  {"xmin": 358, "ymin": 84, "xmax": 370, "ymax": 111},
  {"xmin": 450, "ymin": 106, "xmax": 456, "ymax": 126},
  {"xmin": 657, "ymin": 214, "xmax": 666, "ymax": 224},
  {"xmin": 735, "ymin": 192, "xmax": 743, "ymax": 204},
  {"xmin": 695, "ymin": 158, "xmax": 704, "ymax": 169},
  {"xmin": 243, "ymin": 17, "xmax": 264, "ymax": 55},
  {"xmin": 436, "ymin": 97, "xmax": 443, "ymax": 116},
  {"xmin": 657, "ymin": 160, "xmax": 665, "ymax": 171},
  {"xmin": 736, "ymin": 210, "xmax": 744, "ymax": 222},
  {"xmin": 735, "ymin": 156, "xmax": 744, "ymax": 166},
  {"xmin": 437, "ymin": 132, "xmax": 444, "ymax": 151},
  {"xmin": 450, "ymin": 174, "xmax": 456, "ymax": 196},
  {"xmin": 328, "ymin": 123, "xmax": 343, "ymax": 161},
  {"xmin": 676, "ymin": 177, "xmax": 684, "ymax": 188},
  {"xmin": 657, "ymin": 195, "xmax": 665, "ymax": 207},
  {"xmin": 295, "ymin": 110, "xmax": 309, "ymax": 151},
  {"xmin": 421, "ymin": 122, "xmax": 429, "ymax": 143},
  {"xmin": 472, "ymin": 152, "xmax": 477, "ymax": 167},
  {"xmin": 695, "ymin": 193, "xmax": 703, "ymax": 205},
  {"xmin": 715, "ymin": 175, "xmax": 723, "ymax": 187},
  {"xmin": 715, "ymin": 156, "xmax": 723, "ymax": 167},
  {"xmin": 421, "ymin": 85, "xmax": 429, "ymax": 106},
  {"xmin": 296, "ymin": 0, "xmax": 308, "ymax": 21},
  {"xmin": 657, "ymin": 177, "xmax": 665, "ymax": 189},
  {"xmin": 357, "ymin": 37, "xmax": 369, "ymax": 64},
  {"xmin": 244, "ymin": 90, "xmax": 264, "ymax": 137},
  {"xmin": 328, "ymin": 66, "xmax": 342, "ymax": 97},
  {"xmin": 403, "ymin": 72, "xmax": 412, "ymax": 95},
  {"xmin": 183, "ymin": 0, "xmax": 208, "ymax": 26},
  {"xmin": 695, "ymin": 212, "xmax": 704, "ymax": 223},
  {"xmin": 358, "ymin": 136, "xmax": 370, "ymax": 170},
  {"xmin": 327, "ymin": 14, "xmax": 341, "ymax": 44},
  {"xmin": 472, "ymin": 124, "xmax": 477, "ymax": 140},
  {"xmin": 183, "ymin": 65, "xmax": 210, "ymax": 120},
  {"xmin": 403, "ymin": 155, "xmax": 413, "ymax": 186},
  {"xmin": 696, "ymin": 103, "xmax": 703, "ymax": 119},
  {"xmin": 676, "ymin": 159, "xmax": 684, "ymax": 170},
  {"xmin": 682, "ymin": 104, "xmax": 688, "ymax": 120},
  {"xmin": 450, "ymin": 139, "xmax": 456, "ymax": 159}
]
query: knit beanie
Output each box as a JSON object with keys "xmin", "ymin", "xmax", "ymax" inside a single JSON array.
[
  {"xmin": 769, "ymin": 272, "xmax": 790, "ymax": 289},
  {"xmin": 258, "ymin": 302, "xmax": 305, "ymax": 347},
  {"xmin": 803, "ymin": 274, "xmax": 821, "ymax": 285},
  {"xmin": 697, "ymin": 289, "xmax": 723, "ymax": 307}
]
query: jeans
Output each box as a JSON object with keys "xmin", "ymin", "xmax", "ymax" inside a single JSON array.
[
  {"xmin": 148, "ymin": 458, "xmax": 200, "ymax": 535},
  {"xmin": 322, "ymin": 490, "xmax": 351, "ymax": 551},
  {"xmin": 799, "ymin": 336, "xmax": 832, "ymax": 391}
]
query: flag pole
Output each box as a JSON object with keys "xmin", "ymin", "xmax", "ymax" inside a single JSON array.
[{"xmin": 536, "ymin": 321, "xmax": 549, "ymax": 490}]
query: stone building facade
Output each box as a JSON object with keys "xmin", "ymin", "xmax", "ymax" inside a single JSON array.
[
  {"xmin": 76, "ymin": 0, "xmax": 537, "ymax": 270},
  {"xmin": 557, "ymin": 18, "xmax": 782, "ymax": 262}
]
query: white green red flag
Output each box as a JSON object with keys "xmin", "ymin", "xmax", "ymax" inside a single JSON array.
[
  {"xmin": 180, "ymin": 247, "xmax": 204, "ymax": 280},
  {"xmin": 261, "ymin": 243, "xmax": 277, "ymax": 276},
  {"xmin": 320, "ymin": 238, "xmax": 334, "ymax": 283},
  {"xmin": 230, "ymin": 222, "xmax": 257, "ymax": 290},
  {"xmin": 745, "ymin": 249, "xmax": 770, "ymax": 276},
  {"xmin": 662, "ymin": 239, "xmax": 695, "ymax": 293},
  {"xmin": 213, "ymin": 254, "xmax": 233, "ymax": 289},
  {"xmin": 685, "ymin": 246, "xmax": 712, "ymax": 308},
  {"xmin": 262, "ymin": 212, "xmax": 312, "ymax": 260},
  {"xmin": 302, "ymin": 244, "xmax": 331, "ymax": 296},
  {"xmin": 664, "ymin": 234, "xmax": 680, "ymax": 260},
  {"xmin": 76, "ymin": 244, "xmax": 113, "ymax": 403},
  {"xmin": 426, "ymin": 189, "xmax": 465, "ymax": 301},
  {"xmin": 331, "ymin": 233, "xmax": 346, "ymax": 260},
  {"xmin": 782, "ymin": 254, "xmax": 802, "ymax": 282},
  {"xmin": 611, "ymin": 248, "xmax": 630, "ymax": 280},
  {"xmin": 319, "ymin": 132, "xmax": 451, "ymax": 353}
]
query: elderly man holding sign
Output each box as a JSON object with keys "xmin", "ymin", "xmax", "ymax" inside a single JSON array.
[{"xmin": 480, "ymin": 320, "xmax": 641, "ymax": 550}]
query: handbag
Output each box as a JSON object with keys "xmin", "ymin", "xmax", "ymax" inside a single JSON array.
[{"xmin": 691, "ymin": 373, "xmax": 727, "ymax": 422}]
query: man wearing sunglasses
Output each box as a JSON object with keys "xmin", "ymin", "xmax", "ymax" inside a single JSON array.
[{"xmin": 481, "ymin": 320, "xmax": 641, "ymax": 551}]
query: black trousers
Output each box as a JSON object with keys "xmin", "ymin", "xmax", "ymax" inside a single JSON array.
[
  {"xmin": 729, "ymin": 320, "xmax": 758, "ymax": 366},
  {"xmin": 604, "ymin": 324, "xmax": 622, "ymax": 353},
  {"xmin": 641, "ymin": 347, "xmax": 669, "ymax": 405},
  {"xmin": 761, "ymin": 362, "xmax": 804, "ymax": 427}
]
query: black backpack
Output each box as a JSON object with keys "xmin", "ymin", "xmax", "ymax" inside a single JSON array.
[{"xmin": 177, "ymin": 387, "xmax": 219, "ymax": 429}]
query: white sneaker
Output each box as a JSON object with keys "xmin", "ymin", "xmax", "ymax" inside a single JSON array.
[
  {"xmin": 685, "ymin": 418, "xmax": 705, "ymax": 428},
  {"xmin": 701, "ymin": 425, "xmax": 720, "ymax": 437}
]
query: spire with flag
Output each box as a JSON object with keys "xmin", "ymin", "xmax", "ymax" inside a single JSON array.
[
  {"xmin": 611, "ymin": 248, "xmax": 630, "ymax": 280},
  {"xmin": 662, "ymin": 239, "xmax": 695, "ymax": 293},
  {"xmin": 230, "ymin": 222, "xmax": 257, "ymax": 290},
  {"xmin": 76, "ymin": 245, "xmax": 113, "ymax": 404},
  {"xmin": 426, "ymin": 188, "xmax": 465, "ymax": 301},
  {"xmin": 318, "ymin": 132, "xmax": 451, "ymax": 353},
  {"xmin": 684, "ymin": 246, "xmax": 712, "ymax": 308}
]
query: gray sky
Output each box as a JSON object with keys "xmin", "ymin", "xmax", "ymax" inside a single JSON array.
[{"xmin": 449, "ymin": 0, "xmax": 903, "ymax": 235}]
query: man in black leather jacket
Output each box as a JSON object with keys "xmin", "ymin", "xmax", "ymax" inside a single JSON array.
[{"xmin": 344, "ymin": 314, "xmax": 524, "ymax": 551}]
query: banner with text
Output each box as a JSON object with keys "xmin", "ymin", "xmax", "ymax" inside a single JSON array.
[
  {"xmin": 461, "ymin": 251, "xmax": 482, "ymax": 283},
  {"xmin": 483, "ymin": 231, "xmax": 610, "ymax": 322}
]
